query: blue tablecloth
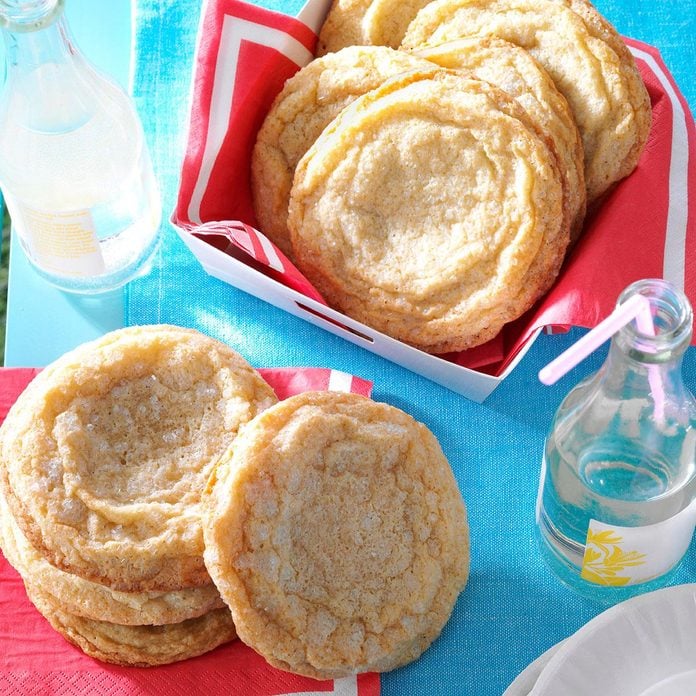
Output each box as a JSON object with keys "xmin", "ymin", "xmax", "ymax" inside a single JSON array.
[{"xmin": 127, "ymin": 2, "xmax": 696, "ymax": 693}]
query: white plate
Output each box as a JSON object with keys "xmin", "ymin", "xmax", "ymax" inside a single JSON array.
[
  {"xmin": 530, "ymin": 584, "xmax": 696, "ymax": 695},
  {"xmin": 503, "ymin": 642, "xmax": 564, "ymax": 696}
]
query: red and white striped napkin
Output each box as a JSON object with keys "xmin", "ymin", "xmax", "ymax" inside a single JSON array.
[
  {"xmin": 0, "ymin": 367, "xmax": 379, "ymax": 696},
  {"xmin": 173, "ymin": 0, "xmax": 696, "ymax": 377}
]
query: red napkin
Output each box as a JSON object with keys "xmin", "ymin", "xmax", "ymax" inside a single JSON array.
[
  {"xmin": 0, "ymin": 367, "xmax": 379, "ymax": 696},
  {"xmin": 173, "ymin": 0, "xmax": 696, "ymax": 376}
]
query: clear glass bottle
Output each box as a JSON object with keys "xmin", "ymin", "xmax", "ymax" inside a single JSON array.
[
  {"xmin": 536, "ymin": 278, "xmax": 696, "ymax": 604},
  {"xmin": 0, "ymin": 0, "xmax": 161, "ymax": 293}
]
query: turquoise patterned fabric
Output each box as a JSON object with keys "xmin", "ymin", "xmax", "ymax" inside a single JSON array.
[{"xmin": 127, "ymin": 2, "xmax": 696, "ymax": 693}]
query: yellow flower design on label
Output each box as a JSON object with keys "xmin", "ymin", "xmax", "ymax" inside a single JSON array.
[{"xmin": 581, "ymin": 529, "xmax": 647, "ymax": 586}]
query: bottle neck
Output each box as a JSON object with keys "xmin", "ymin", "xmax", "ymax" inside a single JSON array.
[
  {"xmin": 0, "ymin": 2, "xmax": 99, "ymax": 134},
  {"xmin": 600, "ymin": 279, "xmax": 693, "ymax": 408},
  {"xmin": 614, "ymin": 279, "xmax": 692, "ymax": 362},
  {"xmin": 602, "ymin": 337, "xmax": 686, "ymax": 396},
  {"xmin": 2, "ymin": 8, "xmax": 73, "ymax": 78},
  {"xmin": 0, "ymin": 0, "xmax": 63, "ymax": 31}
]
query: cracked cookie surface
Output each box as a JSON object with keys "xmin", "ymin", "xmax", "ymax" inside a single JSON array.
[
  {"xmin": 288, "ymin": 69, "xmax": 568, "ymax": 353},
  {"xmin": 415, "ymin": 36, "xmax": 586, "ymax": 240},
  {"xmin": 203, "ymin": 391, "xmax": 469, "ymax": 679},
  {"xmin": 0, "ymin": 325, "xmax": 277, "ymax": 592},
  {"xmin": 402, "ymin": 0, "xmax": 651, "ymax": 202}
]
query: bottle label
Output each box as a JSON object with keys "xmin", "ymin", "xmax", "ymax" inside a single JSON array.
[
  {"xmin": 15, "ymin": 204, "xmax": 105, "ymax": 277},
  {"xmin": 581, "ymin": 505, "xmax": 696, "ymax": 586}
]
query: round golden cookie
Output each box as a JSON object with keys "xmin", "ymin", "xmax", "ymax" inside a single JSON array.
[
  {"xmin": 550, "ymin": 0, "xmax": 651, "ymax": 191},
  {"xmin": 401, "ymin": 0, "xmax": 652, "ymax": 202},
  {"xmin": 0, "ymin": 490, "xmax": 224, "ymax": 625},
  {"xmin": 0, "ymin": 325, "xmax": 278, "ymax": 592},
  {"xmin": 317, "ymin": 0, "xmax": 433, "ymax": 53},
  {"xmin": 203, "ymin": 390, "xmax": 470, "ymax": 679},
  {"xmin": 25, "ymin": 583, "xmax": 237, "ymax": 667},
  {"xmin": 251, "ymin": 45, "xmax": 433, "ymax": 257},
  {"xmin": 415, "ymin": 37, "xmax": 586, "ymax": 240},
  {"xmin": 288, "ymin": 69, "xmax": 568, "ymax": 353}
]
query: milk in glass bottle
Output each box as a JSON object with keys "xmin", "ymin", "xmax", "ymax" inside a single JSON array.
[
  {"xmin": 536, "ymin": 279, "xmax": 696, "ymax": 604},
  {"xmin": 0, "ymin": 0, "xmax": 160, "ymax": 293}
]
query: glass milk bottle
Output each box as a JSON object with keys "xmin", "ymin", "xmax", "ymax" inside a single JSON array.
[
  {"xmin": 536, "ymin": 279, "xmax": 696, "ymax": 603},
  {"xmin": 0, "ymin": 0, "xmax": 161, "ymax": 293}
]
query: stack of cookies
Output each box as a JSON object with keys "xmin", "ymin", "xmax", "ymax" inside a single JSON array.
[
  {"xmin": 0, "ymin": 325, "xmax": 278, "ymax": 666},
  {"xmin": 251, "ymin": 0, "xmax": 651, "ymax": 355},
  {"xmin": 0, "ymin": 326, "xmax": 471, "ymax": 678}
]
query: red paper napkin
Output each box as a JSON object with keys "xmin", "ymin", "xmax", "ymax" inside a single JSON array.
[
  {"xmin": 173, "ymin": 0, "xmax": 696, "ymax": 377},
  {"xmin": 0, "ymin": 367, "xmax": 379, "ymax": 696}
]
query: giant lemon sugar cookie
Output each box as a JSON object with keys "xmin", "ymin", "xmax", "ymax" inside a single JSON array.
[
  {"xmin": 25, "ymin": 582, "xmax": 236, "ymax": 667},
  {"xmin": 317, "ymin": 0, "xmax": 434, "ymax": 53},
  {"xmin": 0, "ymin": 490, "xmax": 224, "ymax": 625},
  {"xmin": 288, "ymin": 69, "xmax": 568, "ymax": 353},
  {"xmin": 203, "ymin": 391, "xmax": 470, "ymax": 679}
]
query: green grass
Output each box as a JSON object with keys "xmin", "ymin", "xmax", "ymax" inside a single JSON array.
[{"xmin": 1, "ymin": 207, "xmax": 9, "ymax": 364}]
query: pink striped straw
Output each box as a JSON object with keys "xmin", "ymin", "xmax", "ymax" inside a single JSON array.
[{"xmin": 539, "ymin": 294, "xmax": 664, "ymax": 420}]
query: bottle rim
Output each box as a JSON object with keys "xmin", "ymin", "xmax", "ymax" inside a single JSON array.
[
  {"xmin": 616, "ymin": 278, "xmax": 693, "ymax": 359},
  {"xmin": 0, "ymin": 0, "xmax": 63, "ymax": 33}
]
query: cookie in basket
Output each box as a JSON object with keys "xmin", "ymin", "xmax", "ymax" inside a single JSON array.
[
  {"xmin": 315, "ymin": 0, "xmax": 372, "ymax": 55},
  {"xmin": 0, "ymin": 325, "xmax": 278, "ymax": 592},
  {"xmin": 414, "ymin": 36, "xmax": 586, "ymax": 240},
  {"xmin": 401, "ymin": 0, "xmax": 652, "ymax": 203},
  {"xmin": 203, "ymin": 391, "xmax": 469, "ymax": 679},
  {"xmin": 251, "ymin": 45, "xmax": 433, "ymax": 257},
  {"xmin": 288, "ymin": 69, "xmax": 569, "ymax": 354},
  {"xmin": 0, "ymin": 490, "xmax": 224, "ymax": 625},
  {"xmin": 317, "ymin": 0, "xmax": 433, "ymax": 54},
  {"xmin": 25, "ymin": 582, "xmax": 236, "ymax": 667}
]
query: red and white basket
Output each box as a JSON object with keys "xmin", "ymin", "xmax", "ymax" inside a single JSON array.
[{"xmin": 173, "ymin": 0, "xmax": 696, "ymax": 401}]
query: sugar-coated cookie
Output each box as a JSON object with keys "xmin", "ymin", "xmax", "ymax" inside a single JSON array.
[
  {"xmin": 288, "ymin": 69, "xmax": 568, "ymax": 353},
  {"xmin": 0, "ymin": 491, "xmax": 224, "ymax": 625},
  {"xmin": 26, "ymin": 583, "xmax": 236, "ymax": 667},
  {"xmin": 0, "ymin": 325, "xmax": 277, "ymax": 592},
  {"xmin": 316, "ymin": 0, "xmax": 373, "ymax": 55},
  {"xmin": 204, "ymin": 391, "xmax": 469, "ymax": 679},
  {"xmin": 317, "ymin": 0, "xmax": 433, "ymax": 53}
]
